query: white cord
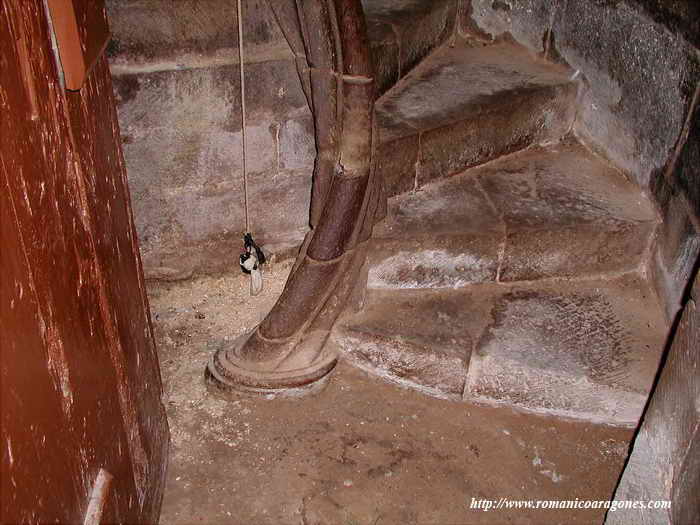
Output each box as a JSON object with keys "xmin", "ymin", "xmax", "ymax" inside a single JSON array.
[{"xmin": 237, "ymin": 0, "xmax": 250, "ymax": 233}]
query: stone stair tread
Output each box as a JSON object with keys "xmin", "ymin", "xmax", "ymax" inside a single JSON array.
[
  {"xmin": 466, "ymin": 275, "xmax": 666, "ymax": 426},
  {"xmin": 334, "ymin": 286, "xmax": 499, "ymax": 399},
  {"xmin": 477, "ymin": 141, "xmax": 658, "ymax": 229},
  {"xmin": 333, "ymin": 275, "xmax": 666, "ymax": 425},
  {"xmin": 373, "ymin": 170, "xmax": 501, "ymax": 239},
  {"xmin": 377, "ymin": 41, "xmax": 574, "ymax": 142},
  {"xmin": 363, "ymin": 0, "xmax": 458, "ymax": 94},
  {"xmin": 369, "ymin": 140, "xmax": 658, "ymax": 287}
]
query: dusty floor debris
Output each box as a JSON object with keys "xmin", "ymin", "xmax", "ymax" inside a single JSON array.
[{"xmin": 149, "ymin": 262, "xmax": 632, "ymax": 525}]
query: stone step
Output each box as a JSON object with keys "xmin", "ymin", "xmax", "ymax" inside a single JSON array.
[
  {"xmin": 375, "ymin": 41, "xmax": 578, "ymax": 197},
  {"xmin": 363, "ymin": 0, "xmax": 459, "ymax": 94},
  {"xmin": 333, "ymin": 275, "xmax": 667, "ymax": 426},
  {"xmin": 368, "ymin": 139, "xmax": 658, "ymax": 288}
]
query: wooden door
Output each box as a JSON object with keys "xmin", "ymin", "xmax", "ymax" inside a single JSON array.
[{"xmin": 1, "ymin": 1, "xmax": 169, "ymax": 523}]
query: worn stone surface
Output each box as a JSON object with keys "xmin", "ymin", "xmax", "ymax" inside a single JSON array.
[
  {"xmin": 369, "ymin": 172, "xmax": 501, "ymax": 288},
  {"xmin": 467, "ymin": 275, "xmax": 667, "ymax": 427},
  {"xmin": 378, "ymin": 42, "xmax": 573, "ymax": 138},
  {"xmin": 370, "ymin": 139, "xmax": 657, "ymax": 287},
  {"xmin": 650, "ymin": 184, "xmax": 700, "ymax": 322},
  {"xmin": 374, "ymin": 171, "xmax": 501, "ymax": 238},
  {"xmin": 476, "ymin": 141, "xmax": 658, "ymax": 281},
  {"xmin": 462, "ymin": 0, "xmax": 700, "ymax": 190},
  {"xmin": 375, "ymin": 133, "xmax": 418, "ymax": 197},
  {"xmin": 375, "ymin": 41, "xmax": 577, "ymax": 189},
  {"xmin": 457, "ymin": 0, "xmax": 700, "ymax": 317},
  {"xmin": 632, "ymin": 0, "xmax": 700, "ymax": 50},
  {"xmin": 334, "ymin": 287, "xmax": 500, "ymax": 399},
  {"xmin": 418, "ymin": 83, "xmax": 576, "ymax": 185},
  {"xmin": 394, "ymin": 0, "xmax": 457, "ymax": 78},
  {"xmin": 364, "ymin": 16, "xmax": 400, "ymax": 95},
  {"xmin": 671, "ymin": 98, "xmax": 700, "ymax": 222},
  {"xmin": 607, "ymin": 274, "xmax": 699, "ymax": 524},
  {"xmin": 460, "ymin": 0, "xmax": 700, "ymax": 318},
  {"xmin": 278, "ymin": 116, "xmax": 316, "ymax": 171},
  {"xmin": 334, "ymin": 274, "xmax": 667, "ymax": 426},
  {"xmin": 368, "ymin": 235, "xmax": 500, "ymax": 289}
]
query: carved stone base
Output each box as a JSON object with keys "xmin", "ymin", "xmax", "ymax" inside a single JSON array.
[{"xmin": 205, "ymin": 333, "xmax": 338, "ymax": 398}]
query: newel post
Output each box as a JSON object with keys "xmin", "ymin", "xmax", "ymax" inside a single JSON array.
[{"xmin": 206, "ymin": 0, "xmax": 384, "ymax": 396}]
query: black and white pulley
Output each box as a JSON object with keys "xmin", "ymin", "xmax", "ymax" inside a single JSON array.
[{"xmin": 240, "ymin": 233, "xmax": 266, "ymax": 296}]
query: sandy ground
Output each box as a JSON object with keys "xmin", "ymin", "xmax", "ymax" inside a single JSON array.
[{"xmin": 148, "ymin": 262, "xmax": 632, "ymax": 525}]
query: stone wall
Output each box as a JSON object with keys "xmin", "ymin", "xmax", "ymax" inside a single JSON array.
[
  {"xmin": 106, "ymin": 0, "xmax": 314, "ymax": 280},
  {"xmin": 105, "ymin": 0, "xmax": 459, "ymax": 280},
  {"xmin": 606, "ymin": 272, "xmax": 699, "ymax": 525},
  {"xmin": 460, "ymin": 0, "xmax": 700, "ymax": 322}
]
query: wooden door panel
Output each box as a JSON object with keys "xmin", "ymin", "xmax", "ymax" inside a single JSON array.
[
  {"xmin": 1, "ymin": 1, "xmax": 168, "ymax": 523},
  {"xmin": 65, "ymin": 54, "xmax": 169, "ymax": 513}
]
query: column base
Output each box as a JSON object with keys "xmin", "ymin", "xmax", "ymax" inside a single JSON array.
[{"xmin": 205, "ymin": 333, "xmax": 338, "ymax": 399}]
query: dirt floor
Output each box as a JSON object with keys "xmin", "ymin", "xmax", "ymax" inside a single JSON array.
[{"xmin": 148, "ymin": 260, "xmax": 633, "ymax": 525}]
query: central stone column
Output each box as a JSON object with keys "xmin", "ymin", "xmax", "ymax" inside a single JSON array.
[{"xmin": 206, "ymin": 0, "xmax": 383, "ymax": 396}]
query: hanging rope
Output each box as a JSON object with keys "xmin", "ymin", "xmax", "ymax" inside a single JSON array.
[
  {"xmin": 237, "ymin": 0, "xmax": 250, "ymax": 234},
  {"xmin": 235, "ymin": 0, "xmax": 265, "ymax": 295}
]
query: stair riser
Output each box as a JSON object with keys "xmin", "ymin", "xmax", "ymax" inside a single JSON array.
[
  {"xmin": 368, "ymin": 236, "xmax": 499, "ymax": 289},
  {"xmin": 501, "ymin": 224, "xmax": 654, "ymax": 282},
  {"xmin": 368, "ymin": 223, "xmax": 653, "ymax": 289},
  {"xmin": 378, "ymin": 83, "xmax": 578, "ymax": 198},
  {"xmin": 466, "ymin": 357, "xmax": 647, "ymax": 427},
  {"xmin": 337, "ymin": 333, "xmax": 467, "ymax": 401}
]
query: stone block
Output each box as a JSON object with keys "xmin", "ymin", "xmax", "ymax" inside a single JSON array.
[
  {"xmin": 112, "ymin": 57, "xmax": 312, "ymax": 278},
  {"xmin": 419, "ymin": 83, "xmax": 576, "ymax": 184},
  {"xmin": 476, "ymin": 141, "xmax": 658, "ymax": 281},
  {"xmin": 397, "ymin": 0, "xmax": 456, "ymax": 77},
  {"xmin": 373, "ymin": 170, "xmax": 502, "ymax": 238},
  {"xmin": 551, "ymin": 0, "xmax": 700, "ymax": 189},
  {"xmin": 650, "ymin": 189, "xmax": 700, "ymax": 322},
  {"xmin": 367, "ymin": 235, "xmax": 500, "ymax": 289},
  {"xmin": 375, "ymin": 134, "xmax": 418, "ymax": 198},
  {"xmin": 375, "ymin": 41, "xmax": 577, "ymax": 187},
  {"xmin": 607, "ymin": 274, "xmax": 699, "ymax": 524},
  {"xmin": 363, "ymin": 0, "xmax": 456, "ymax": 93},
  {"xmin": 278, "ymin": 116, "xmax": 315, "ymax": 171},
  {"xmin": 105, "ymin": 0, "xmax": 288, "ymax": 65},
  {"xmin": 334, "ymin": 288, "xmax": 500, "ymax": 400},
  {"xmin": 466, "ymin": 276, "xmax": 667, "ymax": 426},
  {"xmin": 365, "ymin": 17, "xmax": 399, "ymax": 95},
  {"xmin": 461, "ymin": 0, "xmax": 556, "ymax": 53},
  {"xmin": 137, "ymin": 168, "xmax": 309, "ymax": 279}
]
